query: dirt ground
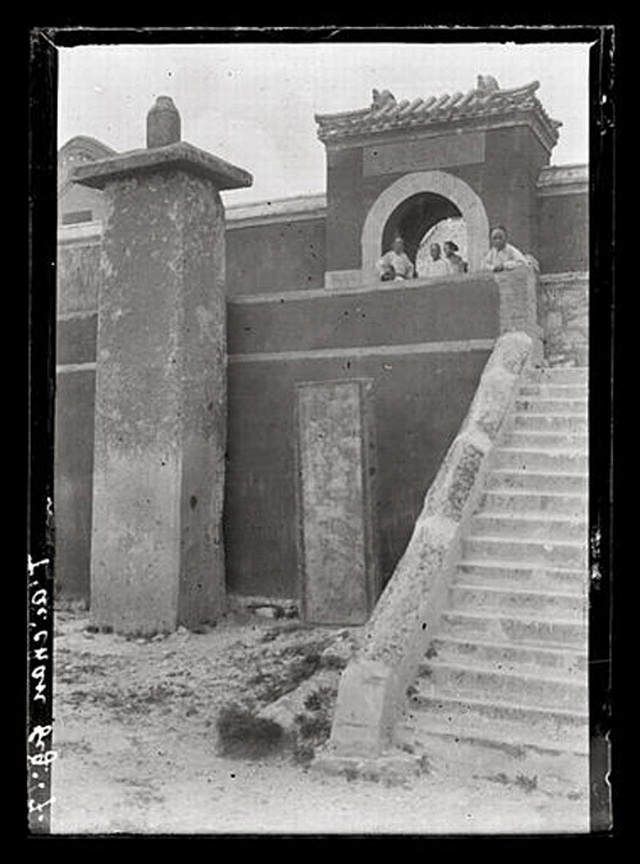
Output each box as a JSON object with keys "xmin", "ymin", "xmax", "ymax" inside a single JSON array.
[{"xmin": 51, "ymin": 608, "xmax": 589, "ymax": 835}]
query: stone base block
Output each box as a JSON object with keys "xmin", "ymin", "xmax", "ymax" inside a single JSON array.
[
  {"xmin": 329, "ymin": 658, "xmax": 399, "ymax": 757},
  {"xmin": 313, "ymin": 747, "xmax": 425, "ymax": 785}
]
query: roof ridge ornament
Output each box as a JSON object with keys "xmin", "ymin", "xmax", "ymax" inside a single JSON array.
[
  {"xmin": 476, "ymin": 74, "xmax": 500, "ymax": 93},
  {"xmin": 371, "ymin": 88, "xmax": 397, "ymax": 110}
]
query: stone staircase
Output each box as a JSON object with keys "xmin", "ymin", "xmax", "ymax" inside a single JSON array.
[{"xmin": 396, "ymin": 366, "xmax": 589, "ymax": 795}]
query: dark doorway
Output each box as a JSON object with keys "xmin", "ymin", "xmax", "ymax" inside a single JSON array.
[{"xmin": 381, "ymin": 192, "xmax": 462, "ymax": 265}]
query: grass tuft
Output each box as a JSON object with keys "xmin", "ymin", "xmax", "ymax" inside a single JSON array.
[{"xmin": 216, "ymin": 703, "xmax": 285, "ymax": 759}]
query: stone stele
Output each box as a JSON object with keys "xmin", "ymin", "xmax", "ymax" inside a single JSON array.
[{"xmin": 73, "ymin": 100, "xmax": 252, "ymax": 635}]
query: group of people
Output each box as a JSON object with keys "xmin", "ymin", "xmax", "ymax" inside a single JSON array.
[
  {"xmin": 376, "ymin": 226, "xmax": 529, "ymax": 282},
  {"xmin": 424, "ymin": 240, "xmax": 468, "ymax": 277}
]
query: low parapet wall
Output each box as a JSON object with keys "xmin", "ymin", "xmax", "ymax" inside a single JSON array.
[
  {"xmin": 324, "ymin": 331, "xmax": 534, "ymax": 759},
  {"xmin": 538, "ymin": 271, "xmax": 589, "ymax": 367}
]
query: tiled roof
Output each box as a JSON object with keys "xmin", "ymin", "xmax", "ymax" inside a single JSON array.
[{"xmin": 315, "ymin": 77, "xmax": 562, "ymax": 147}]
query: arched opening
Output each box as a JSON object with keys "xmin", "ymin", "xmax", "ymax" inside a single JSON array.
[
  {"xmin": 361, "ymin": 170, "xmax": 490, "ymax": 282},
  {"xmin": 381, "ymin": 192, "xmax": 464, "ymax": 268}
]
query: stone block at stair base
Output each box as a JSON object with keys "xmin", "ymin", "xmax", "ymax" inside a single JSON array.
[
  {"xmin": 88, "ymin": 170, "xmax": 229, "ymax": 635},
  {"xmin": 329, "ymin": 659, "xmax": 398, "ymax": 757},
  {"xmin": 313, "ymin": 748, "xmax": 424, "ymax": 784}
]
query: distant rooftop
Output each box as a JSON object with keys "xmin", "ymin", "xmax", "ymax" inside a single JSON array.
[{"xmin": 315, "ymin": 76, "xmax": 562, "ymax": 149}]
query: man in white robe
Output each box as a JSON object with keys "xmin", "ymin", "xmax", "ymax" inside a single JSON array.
[
  {"xmin": 484, "ymin": 226, "xmax": 529, "ymax": 272},
  {"xmin": 376, "ymin": 236, "xmax": 415, "ymax": 281},
  {"xmin": 424, "ymin": 243, "xmax": 450, "ymax": 278}
]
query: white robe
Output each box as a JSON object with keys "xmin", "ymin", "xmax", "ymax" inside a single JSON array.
[
  {"xmin": 376, "ymin": 250, "xmax": 415, "ymax": 280},
  {"xmin": 423, "ymin": 257, "xmax": 451, "ymax": 278},
  {"xmin": 484, "ymin": 243, "xmax": 528, "ymax": 271}
]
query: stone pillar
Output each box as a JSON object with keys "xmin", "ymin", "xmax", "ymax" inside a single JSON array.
[
  {"xmin": 73, "ymin": 98, "xmax": 252, "ymax": 635},
  {"xmin": 296, "ymin": 379, "xmax": 380, "ymax": 625}
]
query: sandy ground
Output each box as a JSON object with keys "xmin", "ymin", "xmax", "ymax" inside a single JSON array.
[{"xmin": 51, "ymin": 609, "xmax": 589, "ymax": 835}]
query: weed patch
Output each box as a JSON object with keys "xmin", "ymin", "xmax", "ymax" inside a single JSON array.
[
  {"xmin": 248, "ymin": 649, "xmax": 323, "ymax": 704},
  {"xmin": 216, "ymin": 703, "xmax": 284, "ymax": 759},
  {"xmin": 291, "ymin": 685, "xmax": 336, "ymax": 766},
  {"xmin": 514, "ymin": 774, "xmax": 538, "ymax": 793}
]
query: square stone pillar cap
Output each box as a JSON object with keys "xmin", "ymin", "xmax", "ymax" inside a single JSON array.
[{"xmin": 72, "ymin": 140, "xmax": 253, "ymax": 191}]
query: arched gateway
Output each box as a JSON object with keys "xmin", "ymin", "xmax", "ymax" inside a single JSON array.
[
  {"xmin": 361, "ymin": 170, "xmax": 490, "ymax": 278},
  {"xmin": 316, "ymin": 78, "xmax": 561, "ymax": 288}
]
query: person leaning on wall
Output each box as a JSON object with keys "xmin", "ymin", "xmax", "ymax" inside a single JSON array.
[
  {"xmin": 376, "ymin": 235, "xmax": 415, "ymax": 282},
  {"xmin": 483, "ymin": 225, "xmax": 529, "ymax": 272}
]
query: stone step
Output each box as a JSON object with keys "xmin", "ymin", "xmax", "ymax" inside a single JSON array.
[
  {"xmin": 439, "ymin": 610, "xmax": 587, "ymax": 648},
  {"xmin": 416, "ymin": 661, "xmax": 588, "ymax": 713},
  {"xmin": 401, "ymin": 693, "xmax": 589, "ymax": 754},
  {"xmin": 427, "ymin": 635, "xmax": 588, "ymax": 678},
  {"xmin": 456, "ymin": 560, "xmax": 587, "ymax": 594},
  {"xmin": 512, "ymin": 413, "xmax": 587, "ymax": 432},
  {"xmin": 448, "ymin": 584, "xmax": 587, "ymax": 621},
  {"xmin": 514, "ymin": 397, "xmax": 587, "ymax": 415},
  {"xmin": 519, "ymin": 384, "xmax": 587, "ymax": 399},
  {"xmin": 502, "ymin": 430, "xmax": 588, "ymax": 451},
  {"xmin": 479, "ymin": 490, "xmax": 587, "ymax": 516},
  {"xmin": 493, "ymin": 447, "xmax": 588, "ymax": 473},
  {"xmin": 525, "ymin": 367, "xmax": 588, "ymax": 385},
  {"xmin": 486, "ymin": 469, "xmax": 588, "ymax": 493},
  {"xmin": 462, "ymin": 535, "xmax": 587, "ymax": 569},
  {"xmin": 470, "ymin": 512, "xmax": 587, "ymax": 542},
  {"xmin": 393, "ymin": 728, "xmax": 590, "ymax": 801}
]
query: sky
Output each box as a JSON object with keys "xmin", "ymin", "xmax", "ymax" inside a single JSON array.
[{"xmin": 58, "ymin": 41, "xmax": 593, "ymax": 206}]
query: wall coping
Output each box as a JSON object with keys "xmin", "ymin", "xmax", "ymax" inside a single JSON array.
[
  {"xmin": 57, "ymin": 221, "xmax": 103, "ymax": 244},
  {"xmin": 539, "ymin": 270, "xmax": 589, "ymax": 285},
  {"xmin": 225, "ymin": 193, "xmax": 326, "ymax": 229},
  {"xmin": 537, "ymin": 163, "xmax": 588, "ymax": 197},
  {"xmin": 228, "ymin": 271, "xmax": 498, "ymax": 306},
  {"xmin": 326, "ymin": 331, "xmax": 534, "ymax": 759}
]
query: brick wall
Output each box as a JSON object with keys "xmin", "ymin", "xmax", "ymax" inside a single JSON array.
[{"xmin": 225, "ymin": 276, "xmax": 500, "ymax": 599}]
